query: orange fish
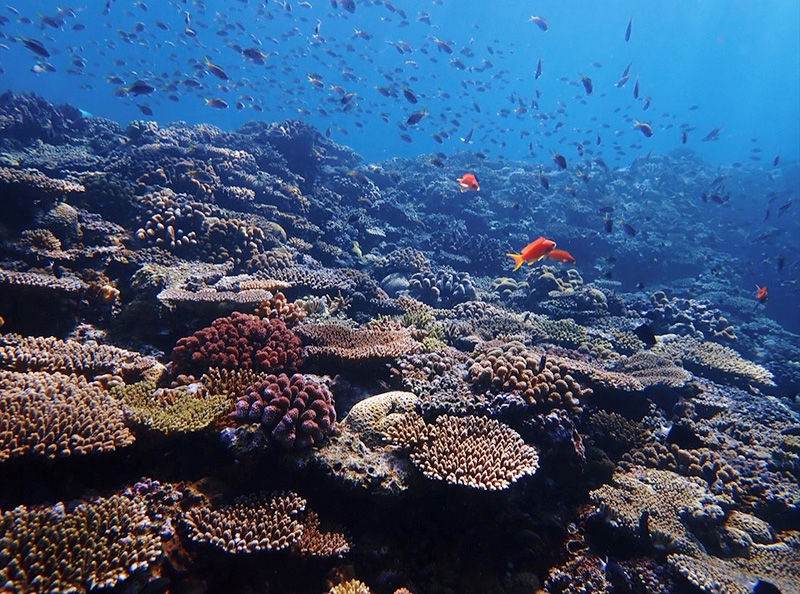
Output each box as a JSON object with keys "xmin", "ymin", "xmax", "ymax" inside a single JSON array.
[
  {"xmin": 755, "ymin": 285, "xmax": 768, "ymax": 303},
  {"xmin": 507, "ymin": 237, "xmax": 556, "ymax": 271},
  {"xmin": 457, "ymin": 172, "xmax": 480, "ymax": 192},
  {"xmin": 547, "ymin": 249, "xmax": 576, "ymax": 264}
]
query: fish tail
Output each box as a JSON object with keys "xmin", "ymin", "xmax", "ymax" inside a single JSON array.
[{"xmin": 507, "ymin": 253, "xmax": 524, "ymax": 271}]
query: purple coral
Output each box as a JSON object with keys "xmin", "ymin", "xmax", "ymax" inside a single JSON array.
[{"xmin": 232, "ymin": 373, "xmax": 336, "ymax": 449}]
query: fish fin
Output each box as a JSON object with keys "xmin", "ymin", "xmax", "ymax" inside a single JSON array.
[{"xmin": 507, "ymin": 253, "xmax": 524, "ymax": 271}]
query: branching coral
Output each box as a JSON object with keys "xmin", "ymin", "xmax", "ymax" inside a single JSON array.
[
  {"xmin": 382, "ymin": 413, "xmax": 539, "ymax": 490},
  {"xmin": 181, "ymin": 491, "xmax": 307, "ymax": 554},
  {"xmin": 171, "ymin": 312, "xmax": 302, "ymax": 376},
  {"xmin": 0, "ymin": 370, "xmax": 135, "ymax": 461},
  {"xmin": 0, "ymin": 495, "xmax": 161, "ymax": 592}
]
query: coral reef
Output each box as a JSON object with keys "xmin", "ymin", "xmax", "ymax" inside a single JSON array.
[{"xmin": 297, "ymin": 319, "xmax": 420, "ymax": 363}]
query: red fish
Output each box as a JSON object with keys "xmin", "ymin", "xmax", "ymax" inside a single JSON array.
[
  {"xmin": 755, "ymin": 285, "xmax": 768, "ymax": 304},
  {"xmin": 507, "ymin": 237, "xmax": 556, "ymax": 271},
  {"xmin": 457, "ymin": 173, "xmax": 480, "ymax": 192},
  {"xmin": 547, "ymin": 249, "xmax": 575, "ymax": 264}
]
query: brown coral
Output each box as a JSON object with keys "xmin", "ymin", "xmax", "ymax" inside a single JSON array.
[
  {"xmin": 0, "ymin": 370, "xmax": 135, "ymax": 461},
  {"xmin": 383, "ymin": 414, "xmax": 539, "ymax": 490},
  {"xmin": 0, "ymin": 495, "xmax": 161, "ymax": 592},
  {"xmin": 0, "ymin": 268, "xmax": 87, "ymax": 294},
  {"xmin": 468, "ymin": 341, "xmax": 590, "ymax": 411},
  {"xmin": 254, "ymin": 291, "xmax": 308, "ymax": 327},
  {"xmin": 297, "ymin": 319, "xmax": 420, "ymax": 362},
  {"xmin": 181, "ymin": 491, "xmax": 306, "ymax": 554},
  {"xmin": 294, "ymin": 510, "xmax": 350, "ymax": 558},
  {"xmin": 341, "ymin": 391, "xmax": 420, "ymax": 446},
  {"xmin": 0, "ymin": 165, "xmax": 85, "ymax": 197}
]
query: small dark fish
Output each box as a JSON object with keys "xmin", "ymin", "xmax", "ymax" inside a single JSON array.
[
  {"xmin": 622, "ymin": 222, "xmax": 636, "ymax": 236},
  {"xmin": 137, "ymin": 104, "xmax": 153, "ymax": 116},
  {"xmin": 538, "ymin": 167, "xmax": 550, "ymax": 190},
  {"xmin": 18, "ymin": 36, "xmax": 50, "ymax": 58},
  {"xmin": 205, "ymin": 98, "xmax": 228, "ymax": 109},
  {"xmin": 777, "ymin": 256, "xmax": 785, "ymax": 272},
  {"xmin": 604, "ymin": 213, "xmax": 613, "ymax": 233},
  {"xmin": 552, "ymin": 152, "xmax": 567, "ymax": 170},
  {"xmin": 341, "ymin": 0, "xmax": 355, "ymax": 13},
  {"xmin": 633, "ymin": 76, "xmax": 640, "ymax": 99},
  {"xmin": 633, "ymin": 120, "xmax": 653, "ymax": 137},
  {"xmin": 576, "ymin": 142, "xmax": 584, "ymax": 157},
  {"xmin": 535, "ymin": 58, "xmax": 543, "ymax": 80},
  {"xmin": 579, "ymin": 74, "xmax": 592, "ymax": 95},
  {"xmin": 433, "ymin": 37, "xmax": 452, "ymax": 54},
  {"xmin": 402, "ymin": 87, "xmax": 418, "ymax": 104},
  {"xmin": 461, "ymin": 124, "xmax": 475, "ymax": 143},
  {"xmin": 622, "ymin": 61, "xmax": 633, "ymax": 77},
  {"xmin": 596, "ymin": 133, "xmax": 601, "ymax": 145},
  {"xmin": 615, "ymin": 74, "xmax": 631, "ymax": 88},
  {"xmin": 348, "ymin": 170, "xmax": 369, "ymax": 184},
  {"xmin": 429, "ymin": 157, "xmax": 445, "ymax": 168},
  {"xmin": 773, "ymin": 154, "xmax": 780, "ymax": 166},
  {"xmin": 702, "ymin": 127, "xmax": 722, "ymax": 142},
  {"xmin": 126, "ymin": 80, "xmax": 155, "ymax": 95},
  {"xmin": 529, "ymin": 15, "xmax": 548, "ymax": 31},
  {"xmin": 205, "ymin": 57, "xmax": 228, "ymax": 80},
  {"xmin": 634, "ymin": 324, "xmax": 656, "ymax": 347},
  {"xmin": 406, "ymin": 109, "xmax": 429, "ymax": 125},
  {"xmin": 537, "ymin": 355, "xmax": 546, "ymax": 373},
  {"xmin": 186, "ymin": 170, "xmax": 215, "ymax": 184},
  {"xmin": 682, "ymin": 129, "xmax": 688, "ymax": 144},
  {"xmin": 625, "ymin": 16, "xmax": 632, "ymax": 42}
]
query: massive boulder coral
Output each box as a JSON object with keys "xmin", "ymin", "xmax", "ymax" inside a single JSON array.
[
  {"xmin": 382, "ymin": 413, "xmax": 539, "ymax": 490},
  {"xmin": 0, "ymin": 495, "xmax": 161, "ymax": 592},
  {"xmin": 171, "ymin": 312, "xmax": 303, "ymax": 377},
  {"xmin": 0, "ymin": 370, "xmax": 135, "ymax": 461},
  {"xmin": 231, "ymin": 373, "xmax": 336, "ymax": 449}
]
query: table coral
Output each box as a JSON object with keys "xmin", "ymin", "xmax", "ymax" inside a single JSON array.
[
  {"xmin": 171, "ymin": 312, "xmax": 303, "ymax": 376},
  {"xmin": 382, "ymin": 413, "xmax": 539, "ymax": 490},
  {"xmin": 297, "ymin": 319, "xmax": 420, "ymax": 362}
]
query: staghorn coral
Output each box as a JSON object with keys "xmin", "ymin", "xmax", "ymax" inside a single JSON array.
[
  {"xmin": 297, "ymin": 319, "xmax": 420, "ymax": 363},
  {"xmin": 653, "ymin": 335, "xmax": 774, "ymax": 387},
  {"xmin": 0, "ymin": 495, "xmax": 161, "ymax": 592},
  {"xmin": 0, "ymin": 333, "xmax": 164, "ymax": 382},
  {"xmin": 181, "ymin": 491, "xmax": 306, "ymax": 554},
  {"xmin": 468, "ymin": 341, "xmax": 590, "ymax": 412},
  {"xmin": 294, "ymin": 510, "xmax": 350, "ymax": 558},
  {"xmin": 382, "ymin": 413, "xmax": 539, "ymax": 490},
  {"xmin": 0, "ymin": 370, "xmax": 135, "ymax": 461},
  {"xmin": 231, "ymin": 373, "xmax": 336, "ymax": 448},
  {"xmin": 114, "ymin": 381, "xmax": 230, "ymax": 434},
  {"xmin": 171, "ymin": 312, "xmax": 302, "ymax": 376},
  {"xmin": 341, "ymin": 391, "xmax": 420, "ymax": 447}
]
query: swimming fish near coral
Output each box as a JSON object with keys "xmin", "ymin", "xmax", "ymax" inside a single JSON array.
[
  {"xmin": 507, "ymin": 237, "xmax": 556, "ymax": 271},
  {"xmin": 547, "ymin": 249, "xmax": 576, "ymax": 264},
  {"xmin": 755, "ymin": 285, "xmax": 768, "ymax": 304},
  {"xmin": 457, "ymin": 173, "xmax": 480, "ymax": 192}
]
